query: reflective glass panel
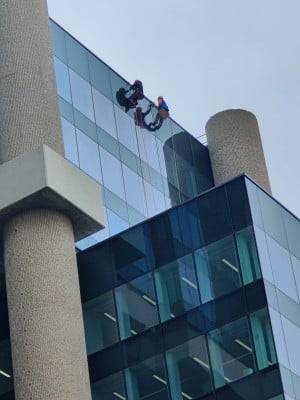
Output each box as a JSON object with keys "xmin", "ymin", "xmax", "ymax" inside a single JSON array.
[
  {"xmin": 69, "ymin": 69, "xmax": 95, "ymax": 121},
  {"xmin": 65, "ymin": 34, "xmax": 89, "ymax": 80},
  {"xmin": 154, "ymin": 254, "xmax": 200, "ymax": 322},
  {"xmin": 122, "ymin": 165, "xmax": 147, "ymax": 215},
  {"xmin": 83, "ymin": 291, "xmax": 119, "ymax": 355},
  {"xmin": 166, "ymin": 335, "xmax": 213, "ymax": 400},
  {"xmin": 54, "ymin": 57, "xmax": 71, "ymax": 102},
  {"xmin": 100, "ymin": 147, "xmax": 126, "ymax": 200},
  {"xmin": 250, "ymin": 309, "xmax": 277, "ymax": 370},
  {"xmin": 114, "ymin": 106, "xmax": 138, "ymax": 154},
  {"xmin": 194, "ymin": 235, "xmax": 242, "ymax": 303},
  {"xmin": 236, "ymin": 227, "xmax": 261, "ymax": 285},
  {"xmin": 125, "ymin": 354, "xmax": 169, "ymax": 400},
  {"xmin": 115, "ymin": 273, "xmax": 159, "ymax": 340},
  {"xmin": 61, "ymin": 118, "xmax": 79, "ymax": 166},
  {"xmin": 91, "ymin": 371, "xmax": 126, "ymax": 400},
  {"xmin": 283, "ymin": 210, "xmax": 300, "ymax": 260},
  {"xmin": 208, "ymin": 317, "xmax": 256, "ymax": 388},
  {"xmin": 92, "ymin": 87, "xmax": 117, "ymax": 138},
  {"xmin": 88, "ymin": 53, "xmax": 112, "ymax": 100},
  {"xmin": 266, "ymin": 235, "xmax": 298, "ymax": 302},
  {"xmin": 50, "ymin": 20, "xmax": 67, "ymax": 63},
  {"xmin": 77, "ymin": 129, "xmax": 102, "ymax": 183},
  {"xmin": 107, "ymin": 209, "xmax": 129, "ymax": 236}
]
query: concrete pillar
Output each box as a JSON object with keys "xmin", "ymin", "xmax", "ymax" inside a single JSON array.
[
  {"xmin": 0, "ymin": 1, "xmax": 92, "ymax": 399},
  {"xmin": 206, "ymin": 109, "xmax": 271, "ymax": 193}
]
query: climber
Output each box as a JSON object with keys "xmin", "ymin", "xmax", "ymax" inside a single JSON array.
[
  {"xmin": 116, "ymin": 80, "xmax": 144, "ymax": 113},
  {"xmin": 148, "ymin": 96, "xmax": 170, "ymax": 130},
  {"xmin": 124, "ymin": 80, "xmax": 144, "ymax": 111},
  {"xmin": 134, "ymin": 103, "xmax": 153, "ymax": 128}
]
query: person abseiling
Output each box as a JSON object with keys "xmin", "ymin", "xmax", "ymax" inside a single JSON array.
[
  {"xmin": 148, "ymin": 96, "xmax": 170, "ymax": 130},
  {"xmin": 125, "ymin": 80, "xmax": 144, "ymax": 111}
]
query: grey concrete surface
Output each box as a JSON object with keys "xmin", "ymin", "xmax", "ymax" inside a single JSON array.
[
  {"xmin": 0, "ymin": 1, "xmax": 93, "ymax": 399},
  {"xmin": 0, "ymin": 145, "xmax": 106, "ymax": 240},
  {"xmin": 206, "ymin": 109, "xmax": 271, "ymax": 193}
]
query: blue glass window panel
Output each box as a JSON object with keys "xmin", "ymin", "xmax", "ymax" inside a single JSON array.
[
  {"xmin": 195, "ymin": 235, "xmax": 242, "ymax": 304},
  {"xmin": 98, "ymin": 127, "xmax": 120, "ymax": 159},
  {"xmin": 110, "ymin": 71, "xmax": 130, "ymax": 106},
  {"xmin": 110, "ymin": 224, "xmax": 151, "ymax": 285},
  {"xmin": 103, "ymin": 187, "xmax": 128, "ymax": 222},
  {"xmin": 136, "ymin": 131, "xmax": 161, "ymax": 172},
  {"xmin": 236, "ymin": 227, "xmax": 261, "ymax": 285},
  {"xmin": 54, "ymin": 57, "xmax": 71, "ymax": 102},
  {"xmin": 114, "ymin": 106, "xmax": 138, "ymax": 154},
  {"xmin": 283, "ymin": 209, "xmax": 300, "ymax": 260},
  {"xmin": 226, "ymin": 177, "xmax": 252, "ymax": 231},
  {"xmin": 83, "ymin": 291, "xmax": 119, "ymax": 355},
  {"xmin": 88, "ymin": 53, "xmax": 112, "ymax": 100},
  {"xmin": 155, "ymin": 254, "xmax": 200, "ymax": 322},
  {"xmin": 100, "ymin": 147, "xmax": 126, "ymax": 200},
  {"xmin": 208, "ymin": 317, "xmax": 256, "ymax": 388},
  {"xmin": 91, "ymin": 227, "xmax": 109, "ymax": 244},
  {"xmin": 77, "ymin": 129, "xmax": 102, "ymax": 183},
  {"xmin": 266, "ymin": 235, "xmax": 298, "ymax": 302},
  {"xmin": 65, "ymin": 34, "xmax": 90, "ymax": 80},
  {"xmin": 197, "ymin": 186, "xmax": 232, "ymax": 245},
  {"xmin": 119, "ymin": 144, "xmax": 141, "ymax": 176},
  {"xmin": 144, "ymin": 181, "xmax": 166, "ymax": 218},
  {"xmin": 61, "ymin": 118, "xmax": 79, "ymax": 166},
  {"xmin": 258, "ymin": 189, "xmax": 288, "ymax": 249},
  {"xmin": 58, "ymin": 96, "xmax": 74, "ymax": 124},
  {"xmin": 125, "ymin": 354, "xmax": 169, "ymax": 400},
  {"xmin": 246, "ymin": 179, "xmax": 264, "ymax": 229},
  {"xmin": 91, "ymin": 371, "xmax": 126, "ymax": 400},
  {"xmin": 127, "ymin": 205, "xmax": 145, "ymax": 226},
  {"xmin": 177, "ymin": 201, "xmax": 203, "ymax": 252},
  {"xmin": 291, "ymin": 255, "xmax": 300, "ymax": 301},
  {"xmin": 115, "ymin": 273, "xmax": 159, "ymax": 340},
  {"xmin": 249, "ymin": 308, "xmax": 277, "ymax": 370},
  {"xmin": 49, "ymin": 20, "xmax": 67, "ymax": 63},
  {"xmin": 281, "ymin": 315, "xmax": 300, "ymax": 376},
  {"xmin": 92, "ymin": 88, "xmax": 117, "ymax": 138},
  {"xmin": 122, "ymin": 165, "xmax": 147, "ymax": 215},
  {"xmin": 253, "ymin": 226, "xmax": 274, "ymax": 284},
  {"xmin": 166, "ymin": 335, "xmax": 213, "ymax": 400},
  {"xmin": 69, "ymin": 69, "xmax": 95, "ymax": 121},
  {"xmin": 154, "ymin": 116, "xmax": 173, "ymax": 143},
  {"xmin": 162, "ymin": 142, "xmax": 179, "ymax": 188},
  {"xmin": 74, "ymin": 108, "xmax": 97, "ymax": 142},
  {"xmin": 107, "ymin": 209, "xmax": 129, "ymax": 236},
  {"xmin": 268, "ymin": 308, "xmax": 290, "ymax": 369}
]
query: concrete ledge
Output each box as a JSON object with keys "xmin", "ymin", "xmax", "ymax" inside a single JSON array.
[{"xmin": 0, "ymin": 145, "xmax": 106, "ymax": 240}]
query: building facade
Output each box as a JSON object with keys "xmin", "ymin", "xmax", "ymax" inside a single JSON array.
[{"xmin": 0, "ymin": 10, "xmax": 299, "ymax": 400}]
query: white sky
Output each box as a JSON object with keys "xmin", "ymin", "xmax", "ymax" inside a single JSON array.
[{"xmin": 48, "ymin": 0, "xmax": 300, "ymax": 218}]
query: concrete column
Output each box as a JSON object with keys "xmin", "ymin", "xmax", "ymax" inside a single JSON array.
[
  {"xmin": 0, "ymin": 1, "xmax": 92, "ymax": 399},
  {"xmin": 206, "ymin": 109, "xmax": 271, "ymax": 193}
]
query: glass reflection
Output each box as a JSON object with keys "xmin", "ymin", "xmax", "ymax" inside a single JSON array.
[{"xmin": 115, "ymin": 273, "xmax": 158, "ymax": 340}]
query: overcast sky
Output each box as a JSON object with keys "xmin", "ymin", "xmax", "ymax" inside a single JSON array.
[{"xmin": 48, "ymin": 0, "xmax": 300, "ymax": 218}]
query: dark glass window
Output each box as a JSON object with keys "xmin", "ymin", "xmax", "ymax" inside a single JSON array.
[
  {"xmin": 236, "ymin": 227, "xmax": 261, "ymax": 285},
  {"xmin": 0, "ymin": 340, "xmax": 13, "ymax": 396},
  {"xmin": 154, "ymin": 254, "xmax": 200, "ymax": 322},
  {"xmin": 125, "ymin": 354, "xmax": 169, "ymax": 400},
  {"xmin": 166, "ymin": 335, "xmax": 213, "ymax": 400},
  {"xmin": 83, "ymin": 291, "xmax": 119, "ymax": 355},
  {"xmin": 197, "ymin": 186, "xmax": 232, "ymax": 245},
  {"xmin": 226, "ymin": 177, "xmax": 252, "ymax": 231},
  {"xmin": 194, "ymin": 235, "xmax": 242, "ymax": 303},
  {"xmin": 115, "ymin": 273, "xmax": 158, "ymax": 340},
  {"xmin": 208, "ymin": 317, "xmax": 256, "ymax": 388},
  {"xmin": 91, "ymin": 371, "xmax": 126, "ymax": 400}
]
